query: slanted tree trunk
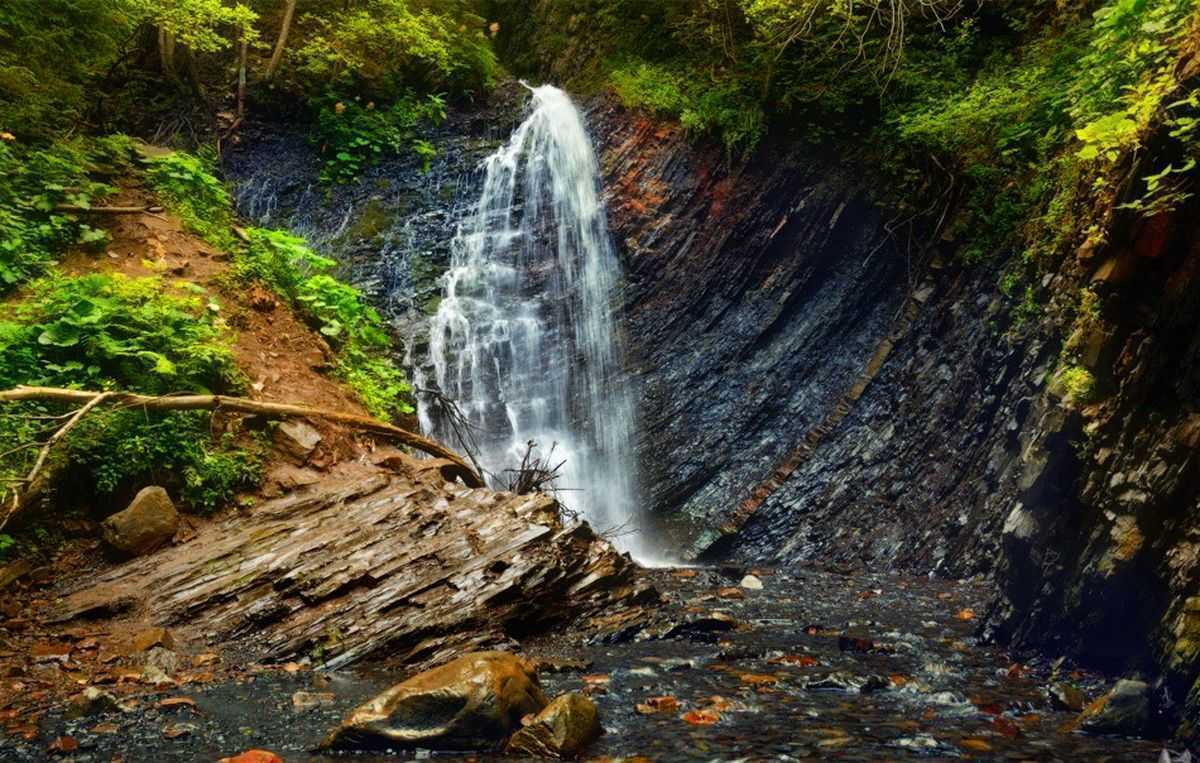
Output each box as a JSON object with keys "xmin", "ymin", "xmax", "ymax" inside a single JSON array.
[
  {"xmin": 265, "ymin": 0, "xmax": 298, "ymax": 80},
  {"xmin": 158, "ymin": 28, "xmax": 177, "ymax": 79},
  {"xmin": 237, "ymin": 35, "xmax": 249, "ymax": 118}
]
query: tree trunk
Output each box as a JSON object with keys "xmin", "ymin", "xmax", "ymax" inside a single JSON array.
[
  {"xmin": 265, "ymin": 0, "xmax": 298, "ymax": 80},
  {"xmin": 237, "ymin": 36, "xmax": 249, "ymax": 118},
  {"xmin": 158, "ymin": 28, "xmax": 177, "ymax": 78}
]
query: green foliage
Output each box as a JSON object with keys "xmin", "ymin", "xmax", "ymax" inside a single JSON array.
[
  {"xmin": 0, "ymin": 271, "xmax": 256, "ymax": 515},
  {"xmin": 232, "ymin": 228, "xmax": 414, "ymax": 419},
  {"xmin": 126, "ymin": 0, "xmax": 258, "ymax": 54},
  {"xmin": 0, "ymin": 272, "xmax": 238, "ymax": 394},
  {"xmin": 291, "ymin": 0, "xmax": 496, "ymax": 97},
  {"xmin": 145, "ymin": 152, "xmax": 236, "ymax": 250},
  {"xmin": 610, "ymin": 60, "xmax": 765, "ymax": 154},
  {"xmin": 0, "ymin": 1, "xmax": 135, "ymax": 137},
  {"xmin": 312, "ymin": 92, "xmax": 447, "ymax": 184},
  {"xmin": 65, "ymin": 409, "xmax": 263, "ymax": 514},
  {"xmin": 1059, "ymin": 365, "xmax": 1097, "ymax": 405},
  {"xmin": 0, "ymin": 136, "xmax": 132, "ymax": 291},
  {"xmin": 230, "ymin": 227, "xmax": 335, "ymax": 298}
]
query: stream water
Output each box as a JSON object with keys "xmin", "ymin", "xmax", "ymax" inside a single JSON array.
[
  {"xmin": 21, "ymin": 566, "xmax": 1170, "ymax": 761},
  {"xmin": 418, "ymin": 85, "xmax": 651, "ymax": 560}
]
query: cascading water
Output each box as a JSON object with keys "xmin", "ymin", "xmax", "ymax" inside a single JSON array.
[{"xmin": 419, "ymin": 84, "xmax": 654, "ymax": 560}]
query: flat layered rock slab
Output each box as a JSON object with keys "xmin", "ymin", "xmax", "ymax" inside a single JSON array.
[{"xmin": 51, "ymin": 466, "xmax": 654, "ymax": 669}]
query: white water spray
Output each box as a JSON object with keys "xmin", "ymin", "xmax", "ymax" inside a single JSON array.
[{"xmin": 421, "ymin": 85, "xmax": 655, "ymax": 560}]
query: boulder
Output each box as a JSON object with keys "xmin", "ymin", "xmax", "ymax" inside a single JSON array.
[
  {"xmin": 101, "ymin": 487, "xmax": 178, "ymax": 555},
  {"xmin": 506, "ymin": 693, "xmax": 601, "ymax": 758},
  {"xmin": 1080, "ymin": 679, "xmax": 1150, "ymax": 736},
  {"xmin": 274, "ymin": 420, "xmax": 322, "ymax": 462},
  {"xmin": 321, "ymin": 651, "xmax": 546, "ymax": 752}
]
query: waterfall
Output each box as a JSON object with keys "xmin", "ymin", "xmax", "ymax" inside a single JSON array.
[{"xmin": 421, "ymin": 85, "xmax": 653, "ymax": 560}]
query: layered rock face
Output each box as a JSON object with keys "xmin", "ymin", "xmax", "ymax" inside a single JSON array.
[
  {"xmin": 983, "ymin": 197, "xmax": 1200, "ymax": 728},
  {"xmin": 591, "ymin": 101, "xmax": 1046, "ymax": 573}
]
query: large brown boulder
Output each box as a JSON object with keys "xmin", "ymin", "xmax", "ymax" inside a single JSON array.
[
  {"xmin": 321, "ymin": 651, "xmax": 546, "ymax": 752},
  {"xmin": 507, "ymin": 692, "xmax": 601, "ymax": 758},
  {"xmin": 101, "ymin": 486, "xmax": 178, "ymax": 555}
]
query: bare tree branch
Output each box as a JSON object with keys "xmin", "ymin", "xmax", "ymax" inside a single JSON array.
[{"xmin": 0, "ymin": 386, "xmax": 484, "ymax": 530}]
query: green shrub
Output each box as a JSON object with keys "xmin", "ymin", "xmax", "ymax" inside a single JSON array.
[
  {"xmin": 230, "ymin": 227, "xmax": 336, "ymax": 298},
  {"xmin": 232, "ymin": 228, "xmax": 414, "ymax": 419},
  {"xmin": 0, "ymin": 272, "xmax": 238, "ymax": 393},
  {"xmin": 145, "ymin": 151, "xmax": 237, "ymax": 250},
  {"xmin": 312, "ymin": 92, "xmax": 447, "ymax": 184},
  {"xmin": 0, "ymin": 137, "xmax": 131, "ymax": 290},
  {"xmin": 65, "ymin": 408, "xmax": 264, "ymax": 514},
  {"xmin": 610, "ymin": 60, "xmax": 765, "ymax": 154},
  {"xmin": 0, "ymin": 271, "xmax": 259, "ymax": 515}
]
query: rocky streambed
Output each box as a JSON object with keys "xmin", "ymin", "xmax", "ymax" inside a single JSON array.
[{"xmin": 6, "ymin": 564, "xmax": 1176, "ymax": 760}]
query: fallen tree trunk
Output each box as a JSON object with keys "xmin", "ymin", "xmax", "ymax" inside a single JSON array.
[
  {"xmin": 53, "ymin": 204, "xmax": 165, "ymax": 215},
  {"xmin": 48, "ymin": 464, "xmax": 655, "ymax": 669},
  {"xmin": 0, "ymin": 386, "xmax": 483, "ymax": 529}
]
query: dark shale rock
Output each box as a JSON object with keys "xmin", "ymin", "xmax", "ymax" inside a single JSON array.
[
  {"xmin": 101, "ymin": 486, "xmax": 178, "ymax": 556},
  {"xmin": 506, "ymin": 692, "xmax": 601, "ymax": 758},
  {"xmin": 321, "ymin": 651, "xmax": 546, "ymax": 752}
]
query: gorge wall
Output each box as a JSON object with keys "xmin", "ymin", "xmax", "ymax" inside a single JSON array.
[{"xmin": 225, "ymin": 86, "xmax": 1200, "ymax": 730}]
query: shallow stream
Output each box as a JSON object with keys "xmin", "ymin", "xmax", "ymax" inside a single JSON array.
[{"xmin": 21, "ymin": 566, "xmax": 1170, "ymax": 761}]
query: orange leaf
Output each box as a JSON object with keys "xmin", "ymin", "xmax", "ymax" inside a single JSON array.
[
  {"xmin": 961, "ymin": 738, "xmax": 992, "ymax": 752},
  {"xmin": 682, "ymin": 709, "xmax": 720, "ymax": 725},
  {"xmin": 956, "ymin": 608, "xmax": 977, "ymax": 621},
  {"xmin": 739, "ymin": 673, "xmax": 778, "ymax": 686}
]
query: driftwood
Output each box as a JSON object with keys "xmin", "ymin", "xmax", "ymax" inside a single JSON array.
[
  {"xmin": 49, "ymin": 465, "xmax": 655, "ymax": 669},
  {"xmin": 0, "ymin": 385, "xmax": 484, "ymax": 530},
  {"xmin": 54, "ymin": 204, "xmax": 165, "ymax": 215}
]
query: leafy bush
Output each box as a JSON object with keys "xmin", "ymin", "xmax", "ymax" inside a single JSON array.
[
  {"xmin": 145, "ymin": 152, "xmax": 236, "ymax": 250},
  {"xmin": 0, "ymin": 272, "xmax": 238, "ymax": 393},
  {"xmin": 292, "ymin": 0, "xmax": 496, "ymax": 97},
  {"xmin": 313, "ymin": 92, "xmax": 447, "ymax": 184},
  {"xmin": 0, "ymin": 137, "xmax": 133, "ymax": 290},
  {"xmin": 65, "ymin": 408, "xmax": 263, "ymax": 514},
  {"xmin": 0, "ymin": 271, "xmax": 258, "ymax": 515},
  {"xmin": 611, "ymin": 60, "xmax": 765, "ymax": 154},
  {"xmin": 230, "ymin": 227, "xmax": 336, "ymax": 298}
]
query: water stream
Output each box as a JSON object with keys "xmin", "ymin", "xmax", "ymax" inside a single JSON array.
[{"xmin": 418, "ymin": 85, "xmax": 655, "ymax": 561}]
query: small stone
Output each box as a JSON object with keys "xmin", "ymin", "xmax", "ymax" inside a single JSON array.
[
  {"xmin": 534, "ymin": 657, "xmax": 593, "ymax": 674},
  {"xmin": 740, "ymin": 574, "xmax": 764, "ymax": 590},
  {"xmin": 102, "ymin": 486, "xmax": 179, "ymax": 555},
  {"xmin": 292, "ymin": 691, "xmax": 336, "ymax": 711},
  {"xmin": 132, "ymin": 627, "xmax": 175, "ymax": 653},
  {"xmin": 67, "ymin": 687, "xmax": 119, "ymax": 719},
  {"xmin": 163, "ymin": 722, "xmax": 196, "ymax": 739},
  {"xmin": 274, "ymin": 420, "xmax": 322, "ymax": 462},
  {"xmin": 506, "ymin": 693, "xmax": 601, "ymax": 758},
  {"xmin": 1049, "ymin": 682, "xmax": 1086, "ymax": 712},
  {"xmin": 47, "ymin": 736, "xmax": 79, "ymax": 755}
]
